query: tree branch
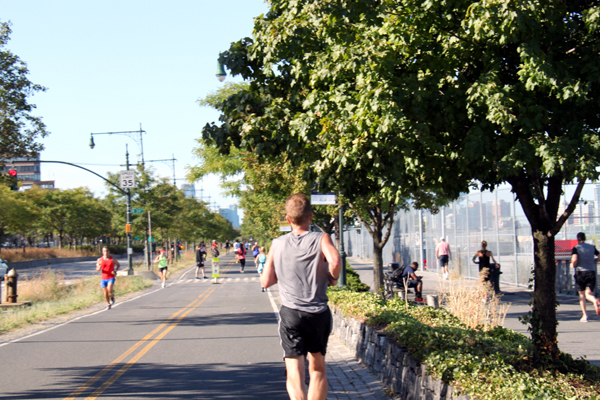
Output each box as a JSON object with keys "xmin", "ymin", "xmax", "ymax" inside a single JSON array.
[{"xmin": 552, "ymin": 179, "xmax": 586, "ymax": 236}]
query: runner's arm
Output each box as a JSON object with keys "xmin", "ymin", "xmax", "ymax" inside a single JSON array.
[
  {"xmin": 321, "ymin": 234, "xmax": 341, "ymax": 286},
  {"xmin": 96, "ymin": 258, "xmax": 102, "ymax": 271},
  {"xmin": 114, "ymin": 259, "xmax": 120, "ymax": 269},
  {"xmin": 260, "ymin": 249, "xmax": 277, "ymax": 288}
]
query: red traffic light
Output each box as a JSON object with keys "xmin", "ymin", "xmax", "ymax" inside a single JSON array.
[{"xmin": 8, "ymin": 169, "xmax": 17, "ymax": 177}]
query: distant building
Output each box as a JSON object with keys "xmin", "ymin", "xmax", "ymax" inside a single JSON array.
[
  {"xmin": 1, "ymin": 155, "xmax": 55, "ymax": 190},
  {"xmin": 219, "ymin": 204, "xmax": 240, "ymax": 230},
  {"xmin": 181, "ymin": 183, "xmax": 196, "ymax": 198}
]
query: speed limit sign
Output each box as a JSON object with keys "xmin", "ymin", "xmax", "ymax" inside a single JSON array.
[{"xmin": 119, "ymin": 170, "xmax": 136, "ymax": 189}]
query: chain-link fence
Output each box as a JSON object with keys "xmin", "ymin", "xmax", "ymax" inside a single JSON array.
[{"xmin": 340, "ymin": 184, "xmax": 600, "ymax": 293}]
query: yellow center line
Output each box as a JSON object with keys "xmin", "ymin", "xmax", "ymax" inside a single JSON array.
[
  {"xmin": 64, "ymin": 284, "xmax": 215, "ymax": 400},
  {"xmin": 85, "ymin": 287, "xmax": 216, "ymax": 400}
]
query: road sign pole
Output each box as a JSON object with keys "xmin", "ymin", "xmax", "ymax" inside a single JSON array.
[{"xmin": 126, "ymin": 146, "xmax": 133, "ymax": 275}]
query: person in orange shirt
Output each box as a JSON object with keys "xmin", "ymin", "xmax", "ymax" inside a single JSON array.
[{"xmin": 96, "ymin": 246, "xmax": 120, "ymax": 309}]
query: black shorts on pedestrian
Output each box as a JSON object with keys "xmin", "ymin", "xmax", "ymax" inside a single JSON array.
[
  {"xmin": 438, "ymin": 255, "xmax": 449, "ymax": 268},
  {"xmin": 575, "ymin": 270, "xmax": 597, "ymax": 292},
  {"xmin": 278, "ymin": 305, "xmax": 332, "ymax": 358}
]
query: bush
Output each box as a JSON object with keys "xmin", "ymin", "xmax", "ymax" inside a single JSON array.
[
  {"xmin": 327, "ymin": 289, "xmax": 600, "ymax": 400},
  {"xmin": 346, "ymin": 265, "xmax": 370, "ymax": 292}
]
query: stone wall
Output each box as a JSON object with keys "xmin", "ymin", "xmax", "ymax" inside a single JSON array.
[{"xmin": 331, "ymin": 308, "xmax": 471, "ymax": 400}]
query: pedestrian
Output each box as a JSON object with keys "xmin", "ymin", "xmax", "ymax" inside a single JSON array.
[
  {"xmin": 96, "ymin": 246, "xmax": 120, "ymax": 309},
  {"xmin": 252, "ymin": 241, "xmax": 260, "ymax": 264},
  {"xmin": 570, "ymin": 232, "xmax": 600, "ymax": 322},
  {"xmin": 472, "ymin": 240, "xmax": 499, "ymax": 286},
  {"xmin": 237, "ymin": 242, "xmax": 246, "ymax": 273},
  {"xmin": 257, "ymin": 246, "xmax": 267, "ymax": 292},
  {"xmin": 435, "ymin": 236, "xmax": 452, "ymax": 279},
  {"xmin": 234, "ymin": 239, "xmax": 240, "ymax": 264},
  {"xmin": 211, "ymin": 241, "xmax": 220, "ymax": 259},
  {"xmin": 401, "ymin": 261, "xmax": 424, "ymax": 302},
  {"xmin": 195, "ymin": 242, "xmax": 207, "ymax": 279},
  {"xmin": 154, "ymin": 248, "xmax": 169, "ymax": 288},
  {"xmin": 225, "ymin": 239, "xmax": 231, "ymax": 254},
  {"xmin": 261, "ymin": 193, "xmax": 341, "ymax": 400}
]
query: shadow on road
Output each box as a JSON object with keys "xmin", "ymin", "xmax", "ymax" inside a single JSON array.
[{"xmin": 1, "ymin": 361, "xmax": 287, "ymax": 399}]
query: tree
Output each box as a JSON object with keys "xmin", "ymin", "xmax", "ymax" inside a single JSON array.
[
  {"xmin": 0, "ymin": 21, "xmax": 48, "ymax": 163},
  {"xmin": 344, "ymin": 0, "xmax": 600, "ymax": 362},
  {"xmin": 204, "ymin": 0, "xmax": 600, "ymax": 361},
  {"xmin": 201, "ymin": 1, "xmax": 458, "ymax": 294}
]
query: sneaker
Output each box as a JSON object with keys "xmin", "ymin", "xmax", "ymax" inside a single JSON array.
[
  {"xmin": 195, "ymin": 277, "xmax": 200, "ymax": 280},
  {"xmin": 111, "ymin": 296, "xmax": 115, "ymax": 305},
  {"xmin": 596, "ymin": 299, "xmax": 600, "ymax": 316},
  {"xmin": 107, "ymin": 304, "xmax": 111, "ymax": 310},
  {"xmin": 580, "ymin": 315, "xmax": 588, "ymax": 322},
  {"xmin": 261, "ymin": 287, "xmax": 265, "ymax": 292},
  {"xmin": 203, "ymin": 276, "xmax": 207, "ymax": 280},
  {"xmin": 162, "ymin": 283, "xmax": 165, "ymax": 288},
  {"xmin": 414, "ymin": 297, "xmax": 424, "ymax": 302}
]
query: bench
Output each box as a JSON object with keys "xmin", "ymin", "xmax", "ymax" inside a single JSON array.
[{"xmin": 383, "ymin": 264, "xmax": 412, "ymax": 300}]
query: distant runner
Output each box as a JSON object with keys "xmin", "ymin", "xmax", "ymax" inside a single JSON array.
[
  {"xmin": 96, "ymin": 246, "xmax": 120, "ymax": 310},
  {"xmin": 154, "ymin": 249, "xmax": 169, "ymax": 288}
]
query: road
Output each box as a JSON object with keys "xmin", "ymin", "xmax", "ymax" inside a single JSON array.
[{"xmin": 0, "ymin": 252, "xmax": 288, "ymax": 399}]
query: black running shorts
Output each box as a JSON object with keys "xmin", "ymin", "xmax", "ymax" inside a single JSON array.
[
  {"xmin": 575, "ymin": 270, "xmax": 597, "ymax": 292},
  {"xmin": 278, "ymin": 305, "xmax": 332, "ymax": 358}
]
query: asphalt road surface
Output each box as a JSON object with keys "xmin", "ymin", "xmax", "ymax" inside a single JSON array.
[{"xmin": 0, "ymin": 252, "xmax": 288, "ymax": 399}]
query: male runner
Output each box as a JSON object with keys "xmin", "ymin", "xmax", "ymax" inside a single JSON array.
[
  {"xmin": 261, "ymin": 193, "xmax": 341, "ymax": 400},
  {"xmin": 96, "ymin": 246, "xmax": 120, "ymax": 309}
]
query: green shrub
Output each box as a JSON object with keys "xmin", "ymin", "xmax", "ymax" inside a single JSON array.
[
  {"xmin": 327, "ymin": 290, "xmax": 600, "ymax": 400},
  {"xmin": 346, "ymin": 265, "xmax": 370, "ymax": 292}
]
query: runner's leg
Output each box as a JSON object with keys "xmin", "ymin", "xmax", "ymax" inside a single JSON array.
[
  {"xmin": 284, "ymin": 356, "xmax": 307, "ymax": 400},
  {"xmin": 307, "ymin": 352, "xmax": 327, "ymax": 400}
]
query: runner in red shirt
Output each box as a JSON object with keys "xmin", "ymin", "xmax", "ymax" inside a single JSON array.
[{"xmin": 96, "ymin": 246, "xmax": 120, "ymax": 309}]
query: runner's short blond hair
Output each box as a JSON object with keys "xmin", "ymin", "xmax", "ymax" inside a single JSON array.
[{"xmin": 285, "ymin": 193, "xmax": 312, "ymax": 225}]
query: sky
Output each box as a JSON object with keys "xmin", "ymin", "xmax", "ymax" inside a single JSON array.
[{"xmin": 0, "ymin": 0, "xmax": 270, "ymax": 214}]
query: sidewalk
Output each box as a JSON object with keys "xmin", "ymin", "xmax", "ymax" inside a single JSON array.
[{"xmin": 347, "ymin": 256, "xmax": 600, "ymax": 366}]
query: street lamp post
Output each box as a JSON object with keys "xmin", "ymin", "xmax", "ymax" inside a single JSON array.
[
  {"xmin": 89, "ymin": 130, "xmax": 137, "ymax": 275},
  {"xmin": 124, "ymin": 146, "xmax": 133, "ymax": 274},
  {"xmin": 146, "ymin": 154, "xmax": 177, "ymax": 185},
  {"xmin": 89, "ymin": 124, "xmax": 146, "ymax": 167}
]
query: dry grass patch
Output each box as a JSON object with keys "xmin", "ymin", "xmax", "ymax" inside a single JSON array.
[
  {"xmin": 438, "ymin": 272, "xmax": 510, "ymax": 330},
  {"xmin": 0, "ymin": 247, "xmax": 97, "ymax": 263}
]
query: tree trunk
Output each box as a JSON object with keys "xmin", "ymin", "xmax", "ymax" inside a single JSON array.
[
  {"xmin": 372, "ymin": 239, "xmax": 384, "ymax": 294},
  {"xmin": 531, "ymin": 229, "xmax": 559, "ymax": 360}
]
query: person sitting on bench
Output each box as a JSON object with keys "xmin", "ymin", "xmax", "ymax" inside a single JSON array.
[{"xmin": 402, "ymin": 261, "xmax": 423, "ymax": 302}]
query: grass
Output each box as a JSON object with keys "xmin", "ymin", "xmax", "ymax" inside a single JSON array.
[
  {"xmin": 0, "ymin": 247, "xmax": 97, "ymax": 263},
  {"xmin": 438, "ymin": 271, "xmax": 510, "ymax": 330},
  {"xmin": 0, "ymin": 251, "xmax": 196, "ymax": 335}
]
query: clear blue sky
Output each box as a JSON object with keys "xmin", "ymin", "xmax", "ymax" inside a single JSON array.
[{"xmin": 0, "ymin": 0, "xmax": 269, "ymax": 212}]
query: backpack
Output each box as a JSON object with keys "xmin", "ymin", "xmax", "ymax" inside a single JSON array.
[{"xmin": 390, "ymin": 265, "xmax": 407, "ymax": 282}]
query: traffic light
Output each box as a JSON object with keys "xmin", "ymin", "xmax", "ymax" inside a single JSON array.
[{"xmin": 8, "ymin": 169, "xmax": 18, "ymax": 191}]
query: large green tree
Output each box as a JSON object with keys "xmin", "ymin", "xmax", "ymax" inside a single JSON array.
[
  {"xmin": 206, "ymin": 0, "xmax": 600, "ymax": 361},
  {"xmin": 201, "ymin": 2, "xmax": 457, "ymax": 294},
  {"xmin": 0, "ymin": 21, "xmax": 48, "ymax": 163}
]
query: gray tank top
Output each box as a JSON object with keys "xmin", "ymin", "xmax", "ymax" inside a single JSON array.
[
  {"xmin": 271, "ymin": 231, "xmax": 328, "ymax": 313},
  {"xmin": 574, "ymin": 243, "xmax": 598, "ymax": 272}
]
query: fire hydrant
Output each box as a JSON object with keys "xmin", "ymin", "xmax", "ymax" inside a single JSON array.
[{"xmin": 5, "ymin": 268, "xmax": 18, "ymax": 303}]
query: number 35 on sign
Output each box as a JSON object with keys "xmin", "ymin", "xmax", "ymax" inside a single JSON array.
[{"xmin": 119, "ymin": 170, "xmax": 136, "ymax": 189}]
